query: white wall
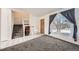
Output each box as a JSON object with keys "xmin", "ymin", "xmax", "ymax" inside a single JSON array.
[
  {"xmin": 14, "ymin": 17, "xmax": 22, "ymax": 24},
  {"xmin": 30, "ymin": 15, "xmax": 40, "ymax": 34},
  {"xmin": 1, "ymin": 8, "xmax": 12, "ymax": 41},
  {"xmin": 75, "ymin": 9, "xmax": 79, "ymax": 39},
  {"xmin": 11, "ymin": 11, "xmax": 15, "ymax": 39},
  {"xmin": 11, "ymin": 11, "xmax": 14, "ymax": 34},
  {"xmin": 13, "ymin": 11, "xmax": 29, "ymax": 25},
  {"xmin": 0, "ymin": 9, "xmax": 1, "ymax": 40},
  {"xmin": 44, "ymin": 15, "xmax": 49, "ymax": 35}
]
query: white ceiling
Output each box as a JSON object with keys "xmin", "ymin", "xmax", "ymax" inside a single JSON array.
[{"xmin": 13, "ymin": 8, "xmax": 62, "ymax": 16}]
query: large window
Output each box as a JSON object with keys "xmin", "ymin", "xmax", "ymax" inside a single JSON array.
[{"xmin": 50, "ymin": 13, "xmax": 73, "ymax": 35}]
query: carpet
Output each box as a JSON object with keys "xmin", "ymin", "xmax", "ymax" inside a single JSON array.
[{"xmin": 1, "ymin": 35, "xmax": 79, "ymax": 51}]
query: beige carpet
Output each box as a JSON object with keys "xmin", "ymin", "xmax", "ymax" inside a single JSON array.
[{"xmin": 1, "ymin": 35, "xmax": 79, "ymax": 51}]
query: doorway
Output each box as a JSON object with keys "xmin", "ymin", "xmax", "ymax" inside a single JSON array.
[{"xmin": 40, "ymin": 19, "xmax": 44, "ymax": 34}]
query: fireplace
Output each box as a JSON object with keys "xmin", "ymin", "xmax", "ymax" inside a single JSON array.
[{"xmin": 25, "ymin": 26, "xmax": 30, "ymax": 36}]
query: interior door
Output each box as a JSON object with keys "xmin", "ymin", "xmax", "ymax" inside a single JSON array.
[{"xmin": 40, "ymin": 19, "xmax": 44, "ymax": 34}]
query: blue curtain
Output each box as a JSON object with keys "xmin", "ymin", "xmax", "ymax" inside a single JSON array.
[
  {"xmin": 48, "ymin": 14, "xmax": 57, "ymax": 34},
  {"xmin": 61, "ymin": 8, "xmax": 77, "ymax": 41}
]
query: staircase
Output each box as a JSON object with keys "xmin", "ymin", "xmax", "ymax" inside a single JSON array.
[{"xmin": 12, "ymin": 25, "xmax": 23, "ymax": 39}]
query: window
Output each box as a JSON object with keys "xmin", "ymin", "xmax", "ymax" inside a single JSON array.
[{"xmin": 50, "ymin": 13, "xmax": 73, "ymax": 35}]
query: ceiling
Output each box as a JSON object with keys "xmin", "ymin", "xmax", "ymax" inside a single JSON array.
[{"xmin": 13, "ymin": 8, "xmax": 62, "ymax": 17}]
